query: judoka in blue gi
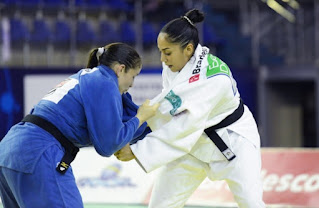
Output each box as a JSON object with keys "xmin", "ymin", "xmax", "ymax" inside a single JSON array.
[{"xmin": 0, "ymin": 43, "xmax": 159, "ymax": 208}]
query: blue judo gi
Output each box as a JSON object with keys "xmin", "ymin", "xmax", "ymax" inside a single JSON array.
[{"xmin": 0, "ymin": 65, "xmax": 148, "ymax": 208}]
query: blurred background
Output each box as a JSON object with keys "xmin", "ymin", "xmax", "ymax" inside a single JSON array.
[
  {"xmin": 1, "ymin": 0, "xmax": 318, "ymax": 148},
  {"xmin": 0, "ymin": 0, "xmax": 319, "ymax": 207}
]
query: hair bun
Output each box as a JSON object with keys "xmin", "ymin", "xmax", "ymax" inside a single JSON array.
[{"xmin": 185, "ymin": 9, "xmax": 204, "ymax": 24}]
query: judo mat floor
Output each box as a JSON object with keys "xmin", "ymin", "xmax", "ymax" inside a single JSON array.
[
  {"xmin": 82, "ymin": 205, "xmax": 217, "ymax": 208},
  {"xmin": 0, "ymin": 204, "xmax": 227, "ymax": 208}
]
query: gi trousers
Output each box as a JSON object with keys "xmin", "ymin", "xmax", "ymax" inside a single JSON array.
[
  {"xmin": 148, "ymin": 131, "xmax": 266, "ymax": 208},
  {"xmin": 0, "ymin": 145, "xmax": 83, "ymax": 208}
]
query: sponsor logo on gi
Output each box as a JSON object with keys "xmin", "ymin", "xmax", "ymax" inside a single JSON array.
[
  {"xmin": 189, "ymin": 74, "xmax": 200, "ymax": 83},
  {"xmin": 189, "ymin": 48, "xmax": 208, "ymax": 83},
  {"xmin": 206, "ymin": 54, "xmax": 230, "ymax": 78},
  {"xmin": 164, "ymin": 90, "xmax": 182, "ymax": 116}
]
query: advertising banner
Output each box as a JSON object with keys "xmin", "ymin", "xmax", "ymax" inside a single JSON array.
[
  {"xmin": 71, "ymin": 148, "xmax": 319, "ymax": 208},
  {"xmin": 261, "ymin": 148, "xmax": 319, "ymax": 207}
]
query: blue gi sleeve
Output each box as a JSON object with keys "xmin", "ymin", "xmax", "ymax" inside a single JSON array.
[
  {"xmin": 130, "ymin": 126, "xmax": 152, "ymax": 145},
  {"xmin": 80, "ymin": 72, "xmax": 139, "ymax": 157},
  {"xmin": 122, "ymin": 92, "xmax": 151, "ymax": 143}
]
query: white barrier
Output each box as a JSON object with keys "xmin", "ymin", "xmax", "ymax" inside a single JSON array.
[
  {"xmin": 71, "ymin": 148, "xmax": 319, "ymax": 207},
  {"xmin": 24, "ymin": 72, "xmax": 163, "ymax": 114}
]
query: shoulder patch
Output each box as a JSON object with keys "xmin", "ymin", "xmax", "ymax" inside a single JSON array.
[
  {"xmin": 164, "ymin": 90, "xmax": 182, "ymax": 116},
  {"xmin": 206, "ymin": 54, "xmax": 230, "ymax": 78}
]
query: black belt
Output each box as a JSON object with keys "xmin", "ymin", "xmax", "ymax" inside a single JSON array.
[
  {"xmin": 22, "ymin": 114, "xmax": 79, "ymax": 174},
  {"xmin": 204, "ymin": 99, "xmax": 244, "ymax": 161}
]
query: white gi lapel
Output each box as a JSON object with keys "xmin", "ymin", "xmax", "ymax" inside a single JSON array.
[{"xmin": 149, "ymin": 44, "xmax": 209, "ymax": 112}]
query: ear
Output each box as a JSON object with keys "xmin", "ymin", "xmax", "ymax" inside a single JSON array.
[
  {"xmin": 119, "ymin": 64, "xmax": 126, "ymax": 73},
  {"xmin": 115, "ymin": 64, "xmax": 126, "ymax": 77},
  {"xmin": 184, "ymin": 43, "xmax": 194, "ymax": 57}
]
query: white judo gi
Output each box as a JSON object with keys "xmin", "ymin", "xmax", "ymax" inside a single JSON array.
[{"xmin": 131, "ymin": 44, "xmax": 265, "ymax": 208}]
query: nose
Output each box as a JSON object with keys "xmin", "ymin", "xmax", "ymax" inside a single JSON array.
[{"xmin": 160, "ymin": 53, "xmax": 166, "ymax": 63}]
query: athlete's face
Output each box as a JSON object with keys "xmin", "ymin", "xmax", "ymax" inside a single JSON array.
[
  {"xmin": 157, "ymin": 32, "xmax": 194, "ymax": 72},
  {"xmin": 117, "ymin": 65, "xmax": 141, "ymax": 94}
]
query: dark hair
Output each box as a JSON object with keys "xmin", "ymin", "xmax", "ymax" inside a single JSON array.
[
  {"xmin": 160, "ymin": 9, "xmax": 204, "ymax": 49},
  {"xmin": 86, "ymin": 42, "xmax": 142, "ymax": 72}
]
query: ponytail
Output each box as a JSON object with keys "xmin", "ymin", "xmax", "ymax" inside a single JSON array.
[
  {"xmin": 86, "ymin": 48, "xmax": 99, "ymax": 68},
  {"xmin": 86, "ymin": 43, "xmax": 141, "ymax": 72}
]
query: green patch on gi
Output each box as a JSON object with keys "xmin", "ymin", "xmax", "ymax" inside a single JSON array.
[
  {"xmin": 206, "ymin": 54, "xmax": 231, "ymax": 78},
  {"xmin": 164, "ymin": 90, "xmax": 182, "ymax": 116}
]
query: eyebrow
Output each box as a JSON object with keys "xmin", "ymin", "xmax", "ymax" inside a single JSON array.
[{"xmin": 159, "ymin": 47, "xmax": 170, "ymax": 52}]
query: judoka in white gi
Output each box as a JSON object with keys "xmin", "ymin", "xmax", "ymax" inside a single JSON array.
[{"xmin": 115, "ymin": 9, "xmax": 266, "ymax": 208}]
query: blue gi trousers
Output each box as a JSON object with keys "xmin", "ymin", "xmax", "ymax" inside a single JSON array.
[{"xmin": 0, "ymin": 145, "xmax": 83, "ymax": 208}]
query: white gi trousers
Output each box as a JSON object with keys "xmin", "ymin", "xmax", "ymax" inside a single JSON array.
[{"xmin": 148, "ymin": 131, "xmax": 266, "ymax": 208}]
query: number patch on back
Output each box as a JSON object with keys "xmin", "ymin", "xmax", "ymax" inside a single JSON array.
[{"xmin": 42, "ymin": 78, "xmax": 79, "ymax": 104}]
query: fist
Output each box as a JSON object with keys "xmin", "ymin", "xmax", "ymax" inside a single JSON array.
[{"xmin": 114, "ymin": 143, "xmax": 135, "ymax": 161}]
